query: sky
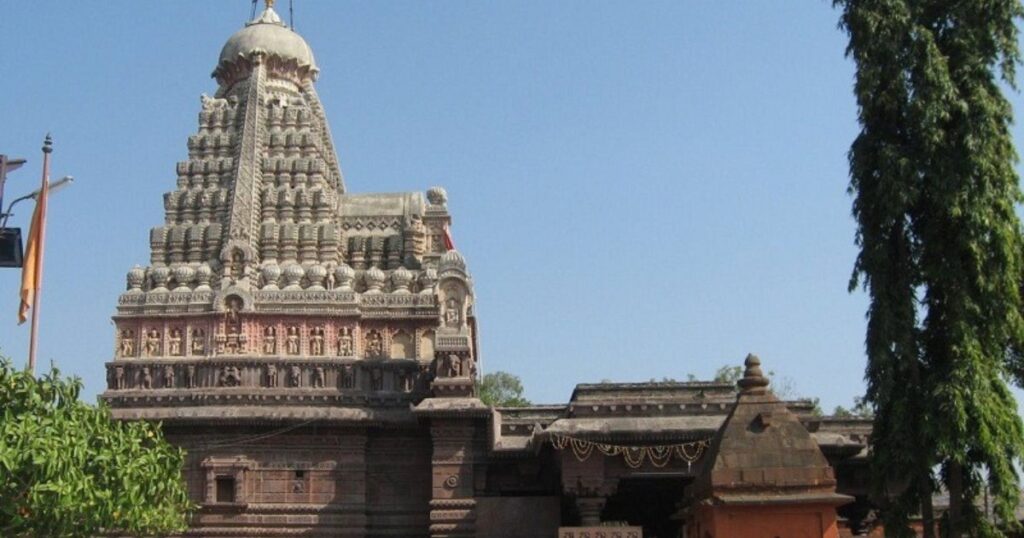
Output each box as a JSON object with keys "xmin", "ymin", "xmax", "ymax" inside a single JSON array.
[{"xmin": 2, "ymin": 1, "xmax": 1022, "ymax": 412}]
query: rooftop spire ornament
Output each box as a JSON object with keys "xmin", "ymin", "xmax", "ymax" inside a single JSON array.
[{"xmin": 736, "ymin": 353, "xmax": 769, "ymax": 395}]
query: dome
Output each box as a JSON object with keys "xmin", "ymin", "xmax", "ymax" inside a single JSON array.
[{"xmin": 216, "ymin": 6, "xmax": 317, "ymax": 74}]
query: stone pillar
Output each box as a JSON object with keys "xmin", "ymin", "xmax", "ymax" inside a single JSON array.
[
  {"xmin": 428, "ymin": 420, "xmax": 478, "ymax": 538},
  {"xmin": 337, "ymin": 432, "xmax": 368, "ymax": 535},
  {"xmin": 576, "ymin": 497, "xmax": 606, "ymax": 526}
]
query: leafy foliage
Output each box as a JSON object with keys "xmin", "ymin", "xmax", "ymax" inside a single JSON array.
[
  {"xmin": 835, "ymin": 0, "xmax": 1024, "ymax": 534},
  {"xmin": 832, "ymin": 396, "xmax": 875, "ymax": 419},
  {"xmin": 479, "ymin": 371, "xmax": 531, "ymax": 407},
  {"xmin": 0, "ymin": 360, "xmax": 192, "ymax": 537}
]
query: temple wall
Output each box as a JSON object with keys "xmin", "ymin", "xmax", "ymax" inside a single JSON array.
[
  {"xmin": 168, "ymin": 426, "xmax": 434, "ymax": 537},
  {"xmin": 692, "ymin": 503, "xmax": 842, "ymax": 538},
  {"xmin": 475, "ymin": 496, "xmax": 561, "ymax": 538}
]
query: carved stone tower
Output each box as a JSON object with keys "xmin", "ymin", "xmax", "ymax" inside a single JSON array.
[{"xmin": 102, "ymin": 4, "xmax": 481, "ymax": 536}]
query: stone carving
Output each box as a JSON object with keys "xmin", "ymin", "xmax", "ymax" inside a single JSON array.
[
  {"xmin": 141, "ymin": 367, "xmax": 153, "ymax": 389},
  {"xmin": 126, "ymin": 265, "xmax": 146, "ymax": 292},
  {"xmin": 404, "ymin": 214, "xmax": 427, "ymax": 264},
  {"xmin": 266, "ymin": 363, "xmax": 278, "ymax": 387},
  {"xmin": 219, "ymin": 366, "xmax": 241, "ymax": 387},
  {"xmin": 312, "ymin": 366, "xmax": 325, "ymax": 388},
  {"xmin": 163, "ymin": 365, "xmax": 175, "ymax": 388},
  {"xmin": 286, "ymin": 326, "xmax": 300, "ymax": 355},
  {"xmin": 418, "ymin": 268, "xmax": 437, "ymax": 295},
  {"xmin": 114, "ymin": 366, "xmax": 125, "ymax": 390},
  {"xmin": 118, "ymin": 329, "xmax": 136, "ymax": 358},
  {"xmin": 144, "ymin": 329, "xmax": 161, "ymax": 357},
  {"xmin": 336, "ymin": 327, "xmax": 354, "ymax": 357},
  {"xmin": 289, "ymin": 365, "xmax": 302, "ymax": 387},
  {"xmin": 260, "ymin": 262, "xmax": 282, "ymax": 290},
  {"xmin": 309, "ymin": 327, "xmax": 325, "ymax": 356},
  {"xmin": 200, "ymin": 93, "xmax": 228, "ymax": 109},
  {"xmin": 168, "ymin": 328, "xmax": 183, "ymax": 356},
  {"xmin": 437, "ymin": 353, "xmax": 475, "ymax": 379},
  {"xmin": 340, "ymin": 365, "xmax": 354, "ymax": 389},
  {"xmin": 334, "ymin": 264, "xmax": 355, "ymax": 291},
  {"xmin": 229, "ymin": 249, "xmax": 246, "ymax": 282},
  {"xmin": 444, "ymin": 297, "xmax": 461, "ymax": 327},
  {"xmin": 191, "ymin": 329, "xmax": 206, "ymax": 355},
  {"xmin": 400, "ymin": 370, "xmax": 414, "ymax": 393},
  {"xmin": 364, "ymin": 266, "xmax": 386, "ymax": 294},
  {"xmin": 186, "ymin": 365, "xmax": 196, "ymax": 388},
  {"xmin": 370, "ymin": 367, "xmax": 383, "ymax": 391},
  {"xmin": 391, "ymin": 267, "xmax": 412, "ymax": 294},
  {"xmin": 365, "ymin": 330, "xmax": 384, "ymax": 359},
  {"xmin": 221, "ymin": 296, "xmax": 247, "ymax": 354},
  {"xmin": 263, "ymin": 326, "xmax": 277, "ymax": 354},
  {"xmin": 426, "ymin": 186, "xmax": 447, "ymax": 206}
]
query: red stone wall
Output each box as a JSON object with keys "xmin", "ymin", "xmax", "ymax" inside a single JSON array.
[{"xmin": 692, "ymin": 503, "xmax": 842, "ymax": 538}]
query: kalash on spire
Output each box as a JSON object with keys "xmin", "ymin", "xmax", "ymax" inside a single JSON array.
[{"xmin": 101, "ymin": 6, "xmax": 479, "ymax": 533}]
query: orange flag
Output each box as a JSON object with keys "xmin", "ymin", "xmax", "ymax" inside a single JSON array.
[
  {"xmin": 18, "ymin": 170, "xmax": 49, "ymax": 324},
  {"xmin": 443, "ymin": 224, "xmax": 455, "ymax": 251}
]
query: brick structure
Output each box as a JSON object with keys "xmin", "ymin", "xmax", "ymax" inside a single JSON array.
[{"xmin": 101, "ymin": 3, "xmax": 877, "ymax": 537}]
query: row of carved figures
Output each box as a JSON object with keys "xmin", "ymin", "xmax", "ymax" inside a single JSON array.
[
  {"xmin": 109, "ymin": 362, "xmax": 424, "ymax": 393},
  {"xmin": 127, "ymin": 261, "xmax": 444, "ymax": 294},
  {"xmin": 117, "ymin": 326, "xmax": 430, "ymax": 359}
]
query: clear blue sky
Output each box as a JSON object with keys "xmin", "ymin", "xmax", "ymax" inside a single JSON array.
[{"xmin": 3, "ymin": 1, "xmax": 1022, "ymax": 412}]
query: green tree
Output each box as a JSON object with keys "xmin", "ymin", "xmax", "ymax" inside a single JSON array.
[
  {"xmin": 832, "ymin": 396, "xmax": 875, "ymax": 419},
  {"xmin": 0, "ymin": 360, "xmax": 192, "ymax": 537},
  {"xmin": 478, "ymin": 371, "xmax": 531, "ymax": 407},
  {"xmin": 835, "ymin": 1, "xmax": 1024, "ymax": 535}
]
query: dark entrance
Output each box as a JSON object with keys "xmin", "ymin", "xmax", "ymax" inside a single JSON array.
[{"xmin": 601, "ymin": 477, "xmax": 688, "ymax": 538}]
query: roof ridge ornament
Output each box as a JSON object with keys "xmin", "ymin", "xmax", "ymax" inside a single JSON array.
[{"xmin": 737, "ymin": 353, "xmax": 770, "ymax": 395}]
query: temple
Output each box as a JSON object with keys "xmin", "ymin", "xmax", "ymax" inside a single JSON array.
[{"xmin": 101, "ymin": 4, "xmax": 875, "ymax": 537}]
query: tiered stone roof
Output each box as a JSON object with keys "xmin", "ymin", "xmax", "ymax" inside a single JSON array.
[{"xmin": 103, "ymin": 4, "xmax": 477, "ymax": 419}]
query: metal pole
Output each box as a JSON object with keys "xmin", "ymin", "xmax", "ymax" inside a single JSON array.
[{"xmin": 27, "ymin": 136, "xmax": 51, "ymax": 374}]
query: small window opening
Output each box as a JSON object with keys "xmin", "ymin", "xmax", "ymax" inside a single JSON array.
[
  {"xmin": 216, "ymin": 476, "xmax": 236, "ymax": 503},
  {"xmin": 295, "ymin": 470, "xmax": 305, "ymax": 479}
]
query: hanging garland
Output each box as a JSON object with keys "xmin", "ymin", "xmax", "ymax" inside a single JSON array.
[{"xmin": 549, "ymin": 433, "xmax": 712, "ymax": 469}]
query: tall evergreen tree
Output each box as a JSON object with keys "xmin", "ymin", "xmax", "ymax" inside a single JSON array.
[{"xmin": 835, "ymin": 0, "xmax": 1024, "ymax": 535}]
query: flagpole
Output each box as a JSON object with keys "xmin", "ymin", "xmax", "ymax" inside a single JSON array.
[{"xmin": 27, "ymin": 135, "xmax": 51, "ymax": 374}]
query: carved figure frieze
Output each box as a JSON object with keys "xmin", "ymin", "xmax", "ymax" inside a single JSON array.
[
  {"xmin": 340, "ymin": 365, "xmax": 354, "ymax": 389},
  {"xmin": 370, "ymin": 367, "xmax": 383, "ymax": 391},
  {"xmin": 312, "ymin": 366, "xmax": 325, "ymax": 388},
  {"xmin": 114, "ymin": 366, "xmax": 125, "ymax": 390},
  {"xmin": 444, "ymin": 297, "xmax": 461, "ymax": 327},
  {"xmin": 310, "ymin": 327, "xmax": 325, "ymax": 356},
  {"xmin": 336, "ymin": 327, "xmax": 354, "ymax": 357},
  {"xmin": 286, "ymin": 326, "xmax": 300, "ymax": 355},
  {"xmin": 141, "ymin": 367, "xmax": 153, "ymax": 389},
  {"xmin": 219, "ymin": 366, "xmax": 242, "ymax": 387},
  {"xmin": 266, "ymin": 363, "xmax": 278, "ymax": 387},
  {"xmin": 289, "ymin": 365, "xmax": 302, "ymax": 387},
  {"xmin": 263, "ymin": 326, "xmax": 277, "ymax": 354},
  {"xmin": 145, "ymin": 329, "xmax": 161, "ymax": 356},
  {"xmin": 191, "ymin": 329, "xmax": 206, "ymax": 355},
  {"xmin": 163, "ymin": 365, "xmax": 175, "ymax": 388},
  {"xmin": 118, "ymin": 329, "xmax": 136, "ymax": 358},
  {"xmin": 186, "ymin": 365, "xmax": 197, "ymax": 388},
  {"xmin": 168, "ymin": 328, "xmax": 183, "ymax": 356},
  {"xmin": 436, "ymin": 353, "xmax": 477, "ymax": 379},
  {"xmin": 365, "ymin": 329, "xmax": 384, "ymax": 359}
]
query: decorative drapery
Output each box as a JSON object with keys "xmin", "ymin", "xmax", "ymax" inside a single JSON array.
[{"xmin": 549, "ymin": 433, "xmax": 711, "ymax": 469}]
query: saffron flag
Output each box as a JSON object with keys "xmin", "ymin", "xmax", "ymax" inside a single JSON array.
[
  {"xmin": 442, "ymin": 224, "xmax": 455, "ymax": 251},
  {"xmin": 18, "ymin": 175, "xmax": 48, "ymax": 324}
]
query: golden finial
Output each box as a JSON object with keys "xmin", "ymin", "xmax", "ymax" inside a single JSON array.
[{"xmin": 266, "ymin": 0, "xmax": 275, "ymax": 8}]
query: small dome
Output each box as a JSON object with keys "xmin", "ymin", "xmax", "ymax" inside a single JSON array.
[
  {"xmin": 216, "ymin": 6, "xmax": 317, "ymax": 74},
  {"xmin": 439, "ymin": 249, "xmax": 466, "ymax": 270}
]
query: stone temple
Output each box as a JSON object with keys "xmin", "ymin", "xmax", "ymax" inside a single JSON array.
[{"xmin": 101, "ymin": 4, "xmax": 875, "ymax": 537}]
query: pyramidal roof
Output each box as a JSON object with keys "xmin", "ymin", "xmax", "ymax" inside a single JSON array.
[{"xmin": 119, "ymin": 4, "xmax": 461, "ymax": 312}]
